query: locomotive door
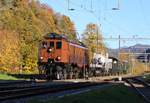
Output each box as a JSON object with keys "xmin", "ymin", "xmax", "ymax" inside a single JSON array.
[{"xmin": 47, "ymin": 41, "xmax": 55, "ymax": 62}]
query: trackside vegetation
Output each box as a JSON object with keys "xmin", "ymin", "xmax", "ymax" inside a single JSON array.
[
  {"xmin": 0, "ymin": 73, "xmax": 17, "ymax": 80},
  {"xmin": 28, "ymin": 85, "xmax": 146, "ymax": 103},
  {"xmin": 144, "ymin": 74, "xmax": 150, "ymax": 82},
  {"xmin": 0, "ymin": 0, "xmax": 76, "ymax": 74}
]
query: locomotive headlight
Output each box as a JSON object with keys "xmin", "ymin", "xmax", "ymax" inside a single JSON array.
[
  {"xmin": 49, "ymin": 48, "xmax": 52, "ymax": 52},
  {"xmin": 47, "ymin": 48, "xmax": 52, "ymax": 53},
  {"xmin": 40, "ymin": 57, "xmax": 43, "ymax": 60},
  {"xmin": 56, "ymin": 56, "xmax": 61, "ymax": 61},
  {"xmin": 57, "ymin": 56, "xmax": 61, "ymax": 60},
  {"xmin": 113, "ymin": 60, "xmax": 117, "ymax": 64}
]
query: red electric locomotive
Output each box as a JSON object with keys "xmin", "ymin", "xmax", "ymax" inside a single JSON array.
[{"xmin": 38, "ymin": 33, "xmax": 89, "ymax": 79}]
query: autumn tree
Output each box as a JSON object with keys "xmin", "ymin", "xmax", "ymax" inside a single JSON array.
[
  {"xmin": 119, "ymin": 50, "xmax": 148, "ymax": 74},
  {"xmin": 55, "ymin": 14, "xmax": 76, "ymax": 40},
  {"xmin": 0, "ymin": 0, "xmax": 77, "ymax": 73},
  {"xmin": 82, "ymin": 23, "xmax": 106, "ymax": 63},
  {"xmin": 0, "ymin": 30, "xmax": 20, "ymax": 73},
  {"xmin": 119, "ymin": 50, "xmax": 130, "ymax": 62}
]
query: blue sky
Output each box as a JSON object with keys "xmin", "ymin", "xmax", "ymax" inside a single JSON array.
[{"xmin": 40, "ymin": 0, "xmax": 150, "ymax": 48}]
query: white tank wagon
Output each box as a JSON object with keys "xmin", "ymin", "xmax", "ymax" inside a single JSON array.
[{"xmin": 89, "ymin": 53, "xmax": 119, "ymax": 76}]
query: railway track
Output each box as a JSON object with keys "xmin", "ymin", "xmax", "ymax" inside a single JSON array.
[
  {"xmin": 0, "ymin": 80, "xmax": 36, "ymax": 91},
  {"xmin": 124, "ymin": 78, "xmax": 150, "ymax": 103},
  {"xmin": 0, "ymin": 75, "xmax": 146, "ymax": 102},
  {"xmin": 0, "ymin": 81, "xmax": 110, "ymax": 101},
  {"xmin": 9, "ymin": 74, "xmax": 47, "ymax": 80},
  {"xmin": 0, "ymin": 79, "xmax": 77, "ymax": 91},
  {"xmin": 0, "ymin": 80, "xmax": 34, "ymax": 86},
  {"xmin": 9, "ymin": 73, "xmax": 132, "ymax": 80}
]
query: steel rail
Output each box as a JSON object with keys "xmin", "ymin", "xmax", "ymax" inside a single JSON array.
[
  {"xmin": 0, "ymin": 82, "xmax": 109, "ymax": 101},
  {"xmin": 125, "ymin": 78, "xmax": 150, "ymax": 103}
]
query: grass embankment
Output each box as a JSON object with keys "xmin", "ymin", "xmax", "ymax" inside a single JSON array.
[
  {"xmin": 29, "ymin": 85, "xmax": 146, "ymax": 103},
  {"xmin": 144, "ymin": 74, "xmax": 150, "ymax": 82},
  {"xmin": 147, "ymin": 75, "xmax": 150, "ymax": 80},
  {"xmin": 0, "ymin": 73, "xmax": 18, "ymax": 80}
]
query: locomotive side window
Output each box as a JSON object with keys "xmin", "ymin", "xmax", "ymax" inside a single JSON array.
[
  {"xmin": 42, "ymin": 41, "xmax": 47, "ymax": 48},
  {"xmin": 50, "ymin": 41, "xmax": 54, "ymax": 48},
  {"xmin": 56, "ymin": 41, "xmax": 62, "ymax": 49}
]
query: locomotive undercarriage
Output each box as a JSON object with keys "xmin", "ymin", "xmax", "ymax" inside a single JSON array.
[
  {"xmin": 38, "ymin": 62, "xmax": 121, "ymax": 80},
  {"xmin": 38, "ymin": 62, "xmax": 87, "ymax": 80}
]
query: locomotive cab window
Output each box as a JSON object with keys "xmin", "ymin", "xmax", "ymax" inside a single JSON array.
[
  {"xmin": 56, "ymin": 41, "xmax": 62, "ymax": 49},
  {"xmin": 42, "ymin": 41, "xmax": 47, "ymax": 48},
  {"xmin": 50, "ymin": 41, "xmax": 54, "ymax": 48}
]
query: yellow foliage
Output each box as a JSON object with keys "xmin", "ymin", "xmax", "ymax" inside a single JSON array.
[
  {"xmin": 0, "ymin": 30, "xmax": 20, "ymax": 73},
  {"xmin": 119, "ymin": 50, "xmax": 130, "ymax": 62},
  {"xmin": 82, "ymin": 23, "xmax": 106, "ymax": 63},
  {"xmin": 0, "ymin": 0, "xmax": 77, "ymax": 74},
  {"xmin": 129, "ymin": 60, "xmax": 147, "ymax": 75}
]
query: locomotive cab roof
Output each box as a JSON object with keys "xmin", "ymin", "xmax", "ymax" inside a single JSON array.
[
  {"xmin": 43, "ymin": 33, "xmax": 87, "ymax": 48},
  {"xmin": 44, "ymin": 33, "xmax": 68, "ymax": 40}
]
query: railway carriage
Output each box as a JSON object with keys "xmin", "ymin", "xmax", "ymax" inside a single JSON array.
[
  {"xmin": 38, "ymin": 33, "xmax": 126, "ymax": 80},
  {"xmin": 38, "ymin": 33, "xmax": 88, "ymax": 79}
]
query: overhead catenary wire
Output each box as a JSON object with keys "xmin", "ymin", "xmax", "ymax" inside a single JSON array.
[
  {"xmin": 90, "ymin": 0, "xmax": 93, "ymax": 12},
  {"xmin": 65, "ymin": 0, "xmax": 150, "ymax": 37},
  {"xmin": 65, "ymin": 0, "xmax": 150, "ymax": 48},
  {"xmin": 65, "ymin": 0, "xmax": 134, "ymax": 36},
  {"xmin": 112, "ymin": 0, "xmax": 120, "ymax": 10}
]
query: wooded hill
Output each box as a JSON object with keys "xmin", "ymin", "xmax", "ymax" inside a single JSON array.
[{"xmin": 0, "ymin": 0, "xmax": 76, "ymax": 73}]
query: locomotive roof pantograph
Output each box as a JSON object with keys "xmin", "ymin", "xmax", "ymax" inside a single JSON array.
[{"xmin": 44, "ymin": 33, "xmax": 87, "ymax": 48}]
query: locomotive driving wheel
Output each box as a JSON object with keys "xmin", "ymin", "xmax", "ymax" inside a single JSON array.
[
  {"xmin": 56, "ymin": 66, "xmax": 63, "ymax": 80},
  {"xmin": 63, "ymin": 68, "xmax": 67, "ymax": 79},
  {"xmin": 39, "ymin": 65, "xmax": 46, "ymax": 74},
  {"xmin": 46, "ymin": 65, "xmax": 53, "ymax": 80},
  {"xmin": 74, "ymin": 67, "xmax": 79, "ymax": 79}
]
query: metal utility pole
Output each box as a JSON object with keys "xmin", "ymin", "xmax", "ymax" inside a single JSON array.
[
  {"xmin": 118, "ymin": 0, "xmax": 120, "ymax": 9},
  {"xmin": 118, "ymin": 35, "xmax": 121, "ymax": 53},
  {"xmin": 145, "ymin": 50, "xmax": 148, "ymax": 71},
  {"xmin": 96, "ymin": 26, "xmax": 98, "ymax": 53},
  {"xmin": 132, "ymin": 47, "xmax": 134, "ymax": 74},
  {"xmin": 68, "ymin": 0, "xmax": 70, "ymax": 10},
  {"xmin": 90, "ymin": 0, "xmax": 93, "ymax": 12},
  {"xmin": 112, "ymin": 0, "xmax": 120, "ymax": 10},
  {"xmin": 118, "ymin": 35, "xmax": 121, "ymax": 70},
  {"xmin": 68, "ymin": 0, "xmax": 75, "ymax": 11}
]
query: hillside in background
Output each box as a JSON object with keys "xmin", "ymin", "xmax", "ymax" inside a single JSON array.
[
  {"xmin": 0, "ymin": 0, "xmax": 77, "ymax": 73},
  {"xmin": 108, "ymin": 44, "xmax": 150, "ymax": 59},
  {"xmin": 121, "ymin": 44, "xmax": 150, "ymax": 53}
]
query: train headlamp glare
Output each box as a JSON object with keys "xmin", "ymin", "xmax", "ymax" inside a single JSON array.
[
  {"xmin": 40, "ymin": 57, "xmax": 43, "ymax": 60},
  {"xmin": 114, "ymin": 61, "xmax": 117, "ymax": 64},
  {"xmin": 49, "ymin": 48, "xmax": 52, "ymax": 52},
  {"xmin": 57, "ymin": 56, "xmax": 61, "ymax": 60}
]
